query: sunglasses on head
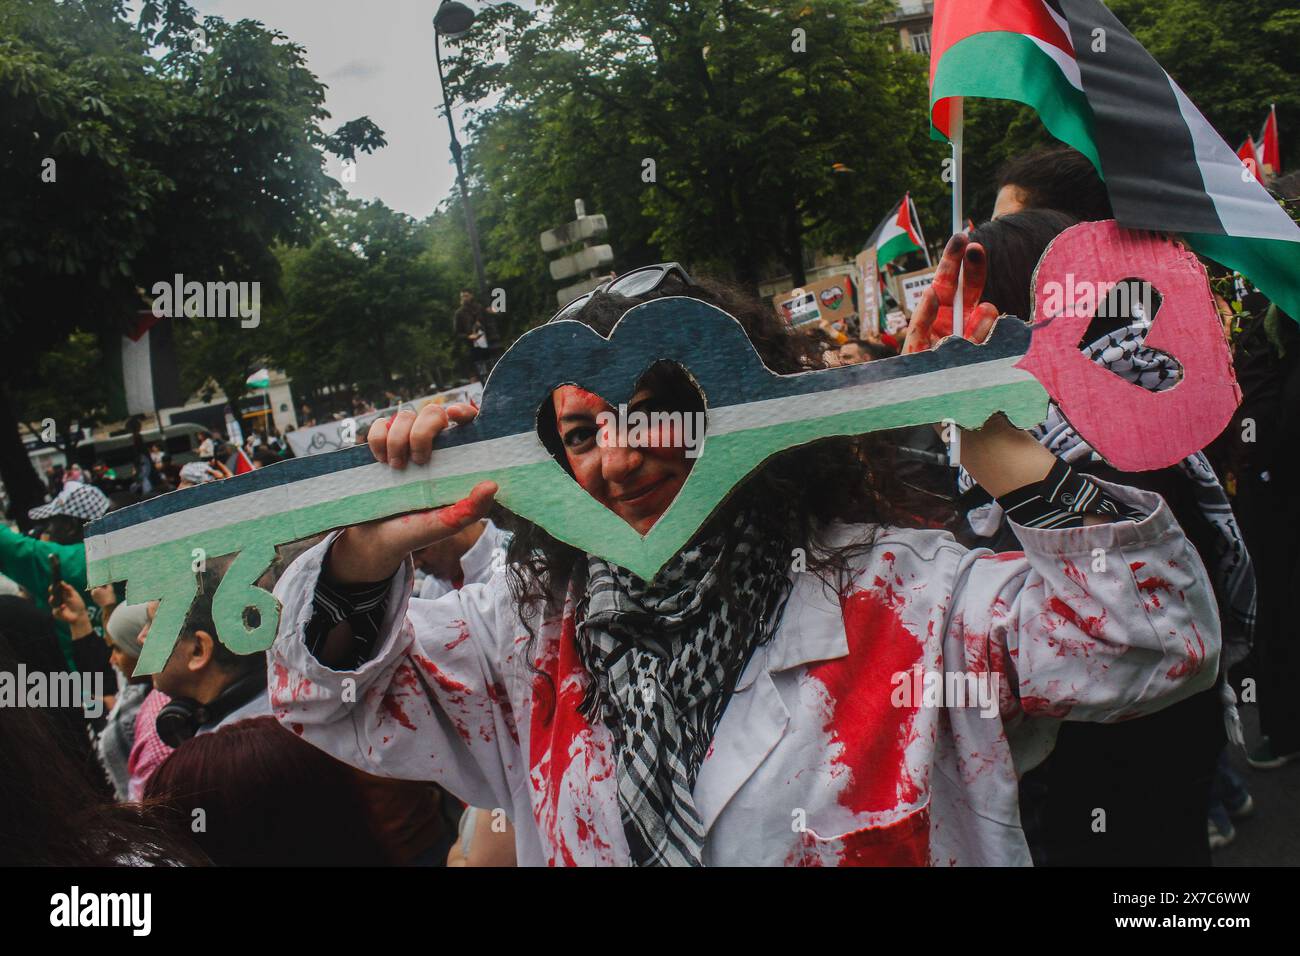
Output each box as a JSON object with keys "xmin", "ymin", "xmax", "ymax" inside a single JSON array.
[{"xmin": 549, "ymin": 262, "xmax": 695, "ymax": 322}]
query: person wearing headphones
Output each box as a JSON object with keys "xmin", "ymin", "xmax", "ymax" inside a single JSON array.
[{"xmin": 136, "ymin": 562, "xmax": 269, "ymax": 749}]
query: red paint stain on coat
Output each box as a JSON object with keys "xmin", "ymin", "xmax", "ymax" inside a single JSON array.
[
  {"xmin": 785, "ymin": 808, "xmax": 930, "ymax": 866},
  {"xmin": 528, "ymin": 614, "xmax": 615, "ymax": 866},
  {"xmin": 444, "ymin": 621, "xmax": 471, "ymax": 651},
  {"xmin": 805, "ymin": 590, "xmax": 924, "ymax": 815}
]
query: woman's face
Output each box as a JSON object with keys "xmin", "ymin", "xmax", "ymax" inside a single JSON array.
[{"xmin": 552, "ymin": 384, "xmax": 694, "ymax": 534}]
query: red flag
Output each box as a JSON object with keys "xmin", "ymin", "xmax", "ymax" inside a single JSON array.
[
  {"xmin": 228, "ymin": 449, "xmax": 255, "ymax": 475},
  {"xmin": 1259, "ymin": 105, "xmax": 1281, "ymax": 174},
  {"xmin": 1237, "ymin": 136, "xmax": 1260, "ymax": 181}
]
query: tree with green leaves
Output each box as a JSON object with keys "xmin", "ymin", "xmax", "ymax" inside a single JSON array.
[
  {"xmin": 441, "ymin": 0, "xmax": 949, "ymax": 319},
  {"xmin": 256, "ymin": 200, "xmax": 459, "ymax": 412},
  {"xmin": 0, "ymin": 0, "xmax": 383, "ymax": 525}
]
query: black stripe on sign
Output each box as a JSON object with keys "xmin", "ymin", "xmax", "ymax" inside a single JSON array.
[{"xmin": 1057, "ymin": 0, "xmax": 1224, "ymax": 234}]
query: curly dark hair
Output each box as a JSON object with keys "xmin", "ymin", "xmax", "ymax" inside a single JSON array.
[{"xmin": 495, "ymin": 274, "xmax": 929, "ymax": 713}]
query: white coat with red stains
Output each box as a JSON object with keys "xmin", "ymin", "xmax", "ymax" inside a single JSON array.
[{"xmin": 269, "ymin": 479, "xmax": 1220, "ymax": 866}]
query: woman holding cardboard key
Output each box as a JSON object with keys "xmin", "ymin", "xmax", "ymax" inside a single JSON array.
[{"xmin": 271, "ymin": 255, "xmax": 1219, "ymax": 866}]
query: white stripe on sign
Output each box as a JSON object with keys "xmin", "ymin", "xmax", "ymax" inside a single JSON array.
[
  {"xmin": 90, "ymin": 355, "xmax": 1034, "ymax": 563},
  {"xmin": 708, "ymin": 356, "xmax": 1033, "ymax": 436},
  {"xmin": 87, "ymin": 429, "xmax": 550, "ymax": 561}
]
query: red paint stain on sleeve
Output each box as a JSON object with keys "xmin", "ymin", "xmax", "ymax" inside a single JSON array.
[
  {"xmin": 412, "ymin": 654, "xmax": 473, "ymax": 697},
  {"xmin": 379, "ymin": 692, "xmax": 417, "ymax": 731},
  {"xmin": 1166, "ymin": 623, "xmax": 1207, "ymax": 680},
  {"xmin": 1136, "ymin": 576, "xmax": 1172, "ymax": 610},
  {"xmin": 1045, "ymin": 596, "xmax": 1106, "ymax": 641},
  {"xmin": 1020, "ymin": 695, "xmax": 1072, "ymax": 718},
  {"xmin": 987, "ymin": 551, "xmax": 1026, "ymax": 563},
  {"xmin": 804, "ymin": 590, "xmax": 924, "ymax": 815},
  {"xmin": 1061, "ymin": 559, "xmax": 1088, "ymax": 591}
]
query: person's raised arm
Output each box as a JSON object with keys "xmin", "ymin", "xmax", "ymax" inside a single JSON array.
[
  {"xmin": 324, "ymin": 403, "xmax": 496, "ymax": 584},
  {"xmin": 903, "ymin": 233, "xmax": 1110, "ymax": 516}
]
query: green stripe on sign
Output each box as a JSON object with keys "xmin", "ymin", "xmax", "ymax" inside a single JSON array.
[
  {"xmin": 931, "ymin": 31, "xmax": 1101, "ymax": 170},
  {"xmin": 103, "ymin": 372, "xmax": 1047, "ymax": 674}
]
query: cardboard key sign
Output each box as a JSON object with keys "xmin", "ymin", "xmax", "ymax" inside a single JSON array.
[
  {"xmin": 1019, "ymin": 220, "xmax": 1241, "ymax": 472},
  {"xmin": 84, "ymin": 221, "xmax": 1237, "ymax": 672}
]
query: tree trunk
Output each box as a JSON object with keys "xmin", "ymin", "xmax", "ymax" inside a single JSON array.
[
  {"xmin": 780, "ymin": 210, "xmax": 800, "ymax": 291},
  {"xmin": 0, "ymin": 384, "xmax": 51, "ymax": 530}
]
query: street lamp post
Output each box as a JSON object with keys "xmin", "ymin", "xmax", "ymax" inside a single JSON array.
[{"xmin": 434, "ymin": 1, "xmax": 488, "ymax": 302}]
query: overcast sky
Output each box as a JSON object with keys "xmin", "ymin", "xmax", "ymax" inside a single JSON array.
[{"xmin": 192, "ymin": 0, "xmax": 491, "ymax": 219}]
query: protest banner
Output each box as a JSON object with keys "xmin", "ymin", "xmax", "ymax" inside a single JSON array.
[
  {"xmin": 773, "ymin": 273, "xmax": 857, "ymax": 327},
  {"xmin": 898, "ymin": 267, "xmax": 938, "ymax": 315}
]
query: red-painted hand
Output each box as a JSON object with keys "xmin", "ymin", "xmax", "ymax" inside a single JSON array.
[{"xmin": 903, "ymin": 233, "xmax": 1000, "ymax": 354}]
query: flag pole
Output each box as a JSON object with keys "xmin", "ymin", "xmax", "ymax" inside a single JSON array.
[
  {"xmin": 912, "ymin": 194, "xmax": 934, "ymax": 267},
  {"xmin": 949, "ymin": 97, "xmax": 964, "ymax": 466}
]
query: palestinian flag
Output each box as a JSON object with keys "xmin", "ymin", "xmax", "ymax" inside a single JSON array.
[
  {"xmin": 104, "ymin": 311, "xmax": 184, "ymax": 419},
  {"xmin": 1259, "ymin": 105, "xmax": 1281, "ymax": 176},
  {"xmin": 1237, "ymin": 136, "xmax": 1260, "ymax": 179},
  {"xmin": 868, "ymin": 194, "xmax": 927, "ymax": 266},
  {"xmin": 226, "ymin": 447, "xmax": 255, "ymax": 475},
  {"xmin": 930, "ymin": 0, "xmax": 1300, "ymax": 323}
]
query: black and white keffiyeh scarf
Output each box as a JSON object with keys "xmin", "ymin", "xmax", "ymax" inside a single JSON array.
[
  {"xmin": 959, "ymin": 318, "xmax": 1256, "ymax": 667},
  {"xmin": 576, "ymin": 517, "xmax": 794, "ymax": 867}
]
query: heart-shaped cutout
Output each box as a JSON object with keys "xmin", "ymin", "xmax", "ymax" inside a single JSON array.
[{"xmin": 538, "ymin": 361, "xmax": 708, "ymax": 537}]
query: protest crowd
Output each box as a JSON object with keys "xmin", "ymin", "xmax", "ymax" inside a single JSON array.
[{"xmin": 3, "ymin": 0, "xmax": 1298, "ymax": 874}]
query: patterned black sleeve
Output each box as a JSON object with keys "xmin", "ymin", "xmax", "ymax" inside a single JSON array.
[
  {"xmin": 997, "ymin": 459, "xmax": 1146, "ymax": 529},
  {"xmin": 305, "ymin": 574, "xmax": 393, "ymax": 671}
]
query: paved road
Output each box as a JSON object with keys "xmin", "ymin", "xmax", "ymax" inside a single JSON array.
[{"xmin": 1214, "ymin": 704, "xmax": 1299, "ymax": 866}]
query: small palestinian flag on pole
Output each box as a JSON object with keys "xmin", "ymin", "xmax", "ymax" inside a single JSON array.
[
  {"xmin": 1237, "ymin": 136, "xmax": 1261, "ymax": 182},
  {"xmin": 104, "ymin": 311, "xmax": 184, "ymax": 420},
  {"xmin": 1259, "ymin": 104, "xmax": 1281, "ymax": 177},
  {"xmin": 226, "ymin": 446, "xmax": 256, "ymax": 475},
  {"xmin": 930, "ymin": 0, "xmax": 1300, "ymax": 324},
  {"xmin": 868, "ymin": 194, "xmax": 928, "ymax": 267}
]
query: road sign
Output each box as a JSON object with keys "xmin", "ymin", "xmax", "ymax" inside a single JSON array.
[
  {"xmin": 548, "ymin": 244, "xmax": 614, "ymax": 281},
  {"xmin": 540, "ymin": 215, "xmax": 609, "ymax": 253}
]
